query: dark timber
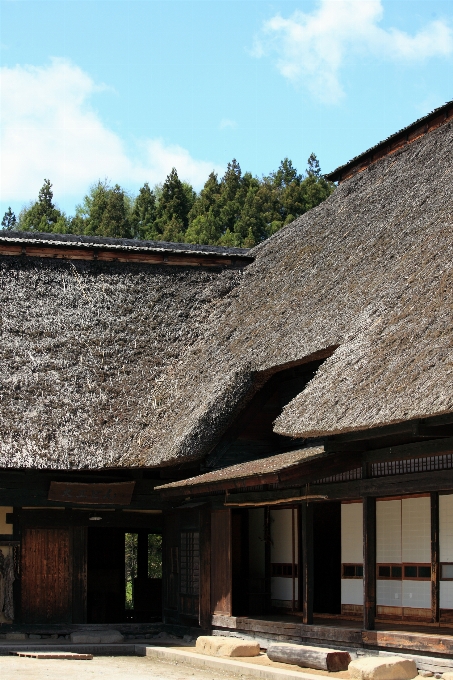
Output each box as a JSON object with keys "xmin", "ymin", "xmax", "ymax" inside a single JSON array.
[
  {"xmin": 431, "ymin": 492, "xmax": 440, "ymax": 624},
  {"xmin": 363, "ymin": 497, "xmax": 376, "ymax": 631},
  {"xmin": 301, "ymin": 503, "xmax": 314, "ymax": 625}
]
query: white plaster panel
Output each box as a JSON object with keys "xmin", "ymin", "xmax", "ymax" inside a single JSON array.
[
  {"xmin": 270, "ymin": 509, "xmax": 295, "ymax": 563},
  {"xmin": 0, "ymin": 507, "xmax": 13, "ymax": 535},
  {"xmin": 341, "ymin": 502, "xmax": 363, "ymax": 563},
  {"xmin": 248, "ymin": 509, "xmax": 265, "ymax": 578},
  {"xmin": 271, "ymin": 576, "xmax": 298, "ymax": 600},
  {"xmin": 440, "ymin": 493, "xmax": 453, "ymax": 562},
  {"xmin": 402, "ymin": 496, "xmax": 430, "ymax": 563},
  {"xmin": 377, "ymin": 499, "xmax": 401, "ymax": 563},
  {"xmin": 341, "ymin": 578, "xmax": 363, "ymax": 605},
  {"xmin": 440, "ymin": 581, "xmax": 453, "ymax": 609},
  {"xmin": 402, "ymin": 580, "xmax": 431, "ymax": 608},
  {"xmin": 377, "ymin": 579, "xmax": 402, "ymax": 607}
]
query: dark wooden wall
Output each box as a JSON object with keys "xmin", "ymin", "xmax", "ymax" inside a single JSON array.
[{"xmin": 210, "ymin": 508, "xmax": 232, "ymax": 615}]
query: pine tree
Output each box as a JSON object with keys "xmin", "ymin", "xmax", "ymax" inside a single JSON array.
[
  {"xmin": 17, "ymin": 179, "xmax": 68, "ymax": 232},
  {"xmin": 97, "ymin": 184, "xmax": 132, "ymax": 238},
  {"xmin": 154, "ymin": 168, "xmax": 191, "ymax": 239},
  {"xmin": 1, "ymin": 207, "xmax": 17, "ymax": 231},
  {"xmin": 130, "ymin": 183, "xmax": 156, "ymax": 239}
]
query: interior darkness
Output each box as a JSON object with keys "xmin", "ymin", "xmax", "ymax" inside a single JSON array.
[
  {"xmin": 313, "ymin": 502, "xmax": 341, "ymax": 615},
  {"xmin": 87, "ymin": 527, "xmax": 125, "ymax": 623},
  {"xmin": 87, "ymin": 527, "xmax": 162, "ymax": 623}
]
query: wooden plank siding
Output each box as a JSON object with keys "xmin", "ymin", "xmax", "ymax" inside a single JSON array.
[{"xmin": 21, "ymin": 528, "xmax": 73, "ymax": 624}]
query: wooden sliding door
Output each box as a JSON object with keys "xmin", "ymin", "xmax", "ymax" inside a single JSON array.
[{"xmin": 21, "ymin": 527, "xmax": 73, "ymax": 624}]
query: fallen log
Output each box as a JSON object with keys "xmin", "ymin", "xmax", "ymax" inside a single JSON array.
[{"xmin": 267, "ymin": 643, "xmax": 351, "ymax": 671}]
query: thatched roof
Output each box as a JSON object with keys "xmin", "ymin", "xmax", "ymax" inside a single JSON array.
[
  {"xmin": 156, "ymin": 446, "xmax": 325, "ymax": 496},
  {"xmin": 3, "ymin": 109, "xmax": 453, "ymax": 471},
  {"xmin": 326, "ymin": 99, "xmax": 453, "ymax": 182},
  {"xmin": 133, "ymin": 114, "xmax": 453, "ymax": 466},
  {"xmin": 0, "ymin": 234, "xmax": 250, "ymax": 469}
]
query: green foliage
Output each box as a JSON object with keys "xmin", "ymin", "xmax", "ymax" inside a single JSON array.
[
  {"xmin": 1, "ymin": 207, "xmax": 17, "ymax": 231},
  {"xmin": 148, "ymin": 534, "xmax": 162, "ymax": 579},
  {"xmin": 16, "ymin": 179, "xmax": 70, "ymax": 233},
  {"xmin": 12, "ymin": 154, "xmax": 334, "ymax": 247},
  {"xmin": 130, "ymin": 182, "xmax": 156, "ymax": 239},
  {"xmin": 124, "ymin": 533, "xmax": 162, "ymax": 610}
]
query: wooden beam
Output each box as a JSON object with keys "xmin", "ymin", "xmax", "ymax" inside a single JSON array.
[
  {"xmin": 431, "ymin": 492, "xmax": 440, "ymax": 624},
  {"xmin": 301, "ymin": 503, "xmax": 314, "ymax": 625},
  {"xmin": 363, "ymin": 497, "xmax": 376, "ymax": 631},
  {"xmin": 364, "ymin": 436, "xmax": 453, "ymax": 464},
  {"xmin": 313, "ymin": 468, "xmax": 453, "ymax": 502}
]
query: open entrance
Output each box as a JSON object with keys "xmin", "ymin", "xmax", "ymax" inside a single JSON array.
[
  {"xmin": 87, "ymin": 527, "xmax": 162, "ymax": 624},
  {"xmin": 313, "ymin": 502, "xmax": 341, "ymax": 615}
]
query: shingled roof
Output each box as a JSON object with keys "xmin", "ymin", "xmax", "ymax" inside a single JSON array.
[{"xmin": 128, "ymin": 113, "xmax": 453, "ymax": 467}]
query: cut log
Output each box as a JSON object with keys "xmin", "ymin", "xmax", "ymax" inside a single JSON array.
[{"xmin": 267, "ymin": 643, "xmax": 351, "ymax": 671}]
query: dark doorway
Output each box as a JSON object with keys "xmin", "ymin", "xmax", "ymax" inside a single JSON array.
[
  {"xmin": 313, "ymin": 502, "xmax": 341, "ymax": 615},
  {"xmin": 87, "ymin": 527, "xmax": 162, "ymax": 623},
  {"xmin": 87, "ymin": 528, "xmax": 125, "ymax": 623}
]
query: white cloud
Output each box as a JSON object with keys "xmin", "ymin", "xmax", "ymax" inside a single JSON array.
[
  {"xmin": 0, "ymin": 58, "xmax": 223, "ymax": 204},
  {"xmin": 219, "ymin": 118, "xmax": 238, "ymax": 130},
  {"xmin": 254, "ymin": 0, "xmax": 453, "ymax": 103}
]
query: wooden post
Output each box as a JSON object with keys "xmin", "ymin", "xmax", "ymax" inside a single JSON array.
[
  {"xmin": 210, "ymin": 508, "xmax": 232, "ymax": 616},
  {"xmin": 199, "ymin": 505, "xmax": 211, "ymax": 631},
  {"xmin": 363, "ymin": 497, "xmax": 376, "ymax": 630},
  {"xmin": 72, "ymin": 526, "xmax": 87, "ymax": 623},
  {"xmin": 264, "ymin": 506, "xmax": 271, "ymax": 614},
  {"xmin": 301, "ymin": 502, "xmax": 313, "ymax": 625},
  {"xmin": 431, "ymin": 492, "xmax": 440, "ymax": 624}
]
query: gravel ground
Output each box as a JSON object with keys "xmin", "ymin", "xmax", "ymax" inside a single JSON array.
[{"xmin": 0, "ymin": 654, "xmax": 253, "ymax": 680}]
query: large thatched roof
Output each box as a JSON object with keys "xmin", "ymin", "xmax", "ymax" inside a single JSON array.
[
  {"xmin": 0, "ymin": 234, "xmax": 250, "ymax": 469},
  {"xmin": 3, "ymin": 107, "xmax": 452, "ymax": 472},
  {"xmin": 131, "ymin": 111, "xmax": 453, "ymax": 467}
]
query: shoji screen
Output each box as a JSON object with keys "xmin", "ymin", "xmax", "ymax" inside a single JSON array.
[
  {"xmin": 440, "ymin": 493, "xmax": 453, "ymax": 611},
  {"xmin": 376, "ymin": 496, "xmax": 431, "ymax": 618},
  {"xmin": 270, "ymin": 508, "xmax": 298, "ymax": 609},
  {"xmin": 341, "ymin": 502, "xmax": 363, "ymax": 613}
]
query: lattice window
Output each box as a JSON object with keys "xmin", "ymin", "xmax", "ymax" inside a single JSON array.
[
  {"xmin": 180, "ymin": 531, "xmax": 200, "ymax": 596},
  {"xmin": 313, "ymin": 468, "xmax": 362, "ymax": 484},
  {"xmin": 371, "ymin": 454, "xmax": 453, "ymax": 477}
]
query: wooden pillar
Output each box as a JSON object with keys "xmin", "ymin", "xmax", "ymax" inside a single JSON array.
[
  {"xmin": 72, "ymin": 526, "xmax": 87, "ymax": 623},
  {"xmin": 264, "ymin": 506, "xmax": 271, "ymax": 613},
  {"xmin": 210, "ymin": 508, "xmax": 232, "ymax": 616},
  {"xmin": 301, "ymin": 502, "xmax": 313, "ymax": 625},
  {"xmin": 431, "ymin": 492, "xmax": 440, "ymax": 623},
  {"xmin": 199, "ymin": 505, "xmax": 211, "ymax": 631},
  {"xmin": 363, "ymin": 497, "xmax": 376, "ymax": 630}
]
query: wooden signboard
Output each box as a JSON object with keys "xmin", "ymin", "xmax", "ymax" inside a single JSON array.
[{"xmin": 48, "ymin": 481, "xmax": 135, "ymax": 505}]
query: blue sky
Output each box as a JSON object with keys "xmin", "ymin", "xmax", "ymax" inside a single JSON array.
[{"xmin": 1, "ymin": 0, "xmax": 452, "ymax": 217}]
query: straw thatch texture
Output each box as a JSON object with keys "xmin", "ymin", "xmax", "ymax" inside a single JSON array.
[
  {"xmin": 156, "ymin": 446, "xmax": 325, "ymax": 493},
  {"xmin": 132, "ymin": 120, "xmax": 453, "ymax": 464},
  {"xmin": 0, "ymin": 252, "xmax": 244, "ymax": 469}
]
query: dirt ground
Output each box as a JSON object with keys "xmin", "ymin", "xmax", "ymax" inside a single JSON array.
[
  {"xmin": 0, "ymin": 652, "xmax": 349, "ymax": 680},
  {"xmin": 0, "ymin": 655, "xmax": 242, "ymax": 680}
]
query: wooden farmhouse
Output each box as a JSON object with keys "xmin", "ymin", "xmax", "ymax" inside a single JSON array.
[{"xmin": 1, "ymin": 100, "xmax": 453, "ymax": 660}]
